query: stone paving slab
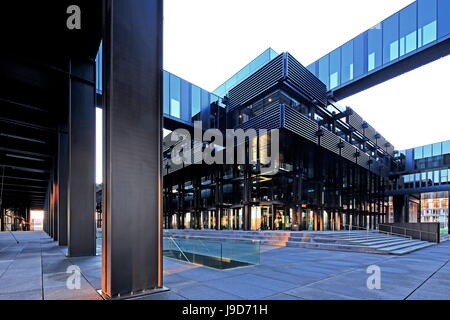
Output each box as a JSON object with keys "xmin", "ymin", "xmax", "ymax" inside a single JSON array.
[
  {"xmin": 0, "ymin": 232, "xmax": 101, "ymax": 300},
  {"xmin": 1, "ymin": 231, "xmax": 450, "ymax": 300}
]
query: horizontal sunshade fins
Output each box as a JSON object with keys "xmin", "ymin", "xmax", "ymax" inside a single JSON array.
[
  {"xmin": 284, "ymin": 106, "xmax": 318, "ymax": 144},
  {"xmin": 348, "ymin": 112, "xmax": 364, "ymax": 134},
  {"xmin": 349, "ymin": 109, "xmax": 395, "ymax": 157},
  {"xmin": 320, "ymin": 128, "xmax": 340, "ymax": 155},
  {"xmin": 286, "ymin": 54, "xmax": 327, "ymax": 105},
  {"xmin": 228, "ymin": 54, "xmax": 284, "ymax": 112},
  {"xmin": 341, "ymin": 140, "xmax": 357, "ymax": 163},
  {"xmin": 238, "ymin": 105, "xmax": 281, "ymax": 131},
  {"xmin": 357, "ymin": 152, "xmax": 370, "ymax": 170}
]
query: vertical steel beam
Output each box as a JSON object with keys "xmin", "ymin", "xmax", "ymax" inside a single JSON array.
[
  {"xmin": 67, "ymin": 59, "xmax": 96, "ymax": 257},
  {"xmin": 102, "ymin": 0, "xmax": 163, "ymax": 298},
  {"xmin": 52, "ymin": 162, "xmax": 59, "ymax": 241},
  {"xmin": 58, "ymin": 130, "xmax": 69, "ymax": 245}
]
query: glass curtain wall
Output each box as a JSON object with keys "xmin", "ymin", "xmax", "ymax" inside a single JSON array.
[{"xmin": 308, "ymin": 0, "xmax": 448, "ymax": 90}]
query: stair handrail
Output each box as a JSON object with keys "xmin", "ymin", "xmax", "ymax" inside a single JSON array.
[
  {"xmin": 377, "ymin": 223, "xmax": 439, "ymax": 243},
  {"xmin": 165, "ymin": 232, "xmax": 191, "ymax": 263},
  {"xmin": 340, "ymin": 223, "xmax": 413, "ymax": 241},
  {"xmin": 164, "ymin": 231, "xmax": 223, "ymax": 260}
]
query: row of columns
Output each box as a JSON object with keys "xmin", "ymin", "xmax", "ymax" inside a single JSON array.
[
  {"xmin": 42, "ymin": 0, "xmax": 164, "ymax": 299},
  {"xmin": 43, "ymin": 58, "xmax": 96, "ymax": 258}
]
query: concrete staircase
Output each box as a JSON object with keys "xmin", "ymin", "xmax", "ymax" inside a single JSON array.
[{"xmin": 164, "ymin": 229, "xmax": 436, "ymax": 255}]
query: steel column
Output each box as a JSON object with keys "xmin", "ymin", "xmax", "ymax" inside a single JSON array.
[
  {"xmin": 58, "ymin": 130, "xmax": 69, "ymax": 245},
  {"xmin": 102, "ymin": 0, "xmax": 164, "ymax": 298},
  {"xmin": 67, "ymin": 58, "xmax": 96, "ymax": 257}
]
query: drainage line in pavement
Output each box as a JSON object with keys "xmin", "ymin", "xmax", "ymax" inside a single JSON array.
[{"xmin": 403, "ymin": 259, "xmax": 450, "ymax": 300}]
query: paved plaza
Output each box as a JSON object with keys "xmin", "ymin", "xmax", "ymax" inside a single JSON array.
[{"xmin": 1, "ymin": 231, "xmax": 450, "ymax": 300}]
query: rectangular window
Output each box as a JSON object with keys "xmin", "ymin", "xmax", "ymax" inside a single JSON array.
[
  {"xmin": 170, "ymin": 74, "xmax": 181, "ymax": 118},
  {"xmin": 163, "ymin": 71, "xmax": 170, "ymax": 115},
  {"xmin": 423, "ymin": 144, "xmax": 432, "ymax": 158},
  {"xmin": 368, "ymin": 24, "xmax": 382, "ymax": 71},
  {"xmin": 414, "ymin": 146, "xmax": 423, "ymax": 159},
  {"xmin": 341, "ymin": 41, "xmax": 354, "ymax": 84},
  {"xmin": 442, "ymin": 140, "xmax": 450, "ymax": 154},
  {"xmin": 418, "ymin": 0, "xmax": 437, "ymax": 47},
  {"xmin": 353, "ymin": 34, "xmax": 365, "ymax": 78},
  {"xmin": 191, "ymin": 85, "xmax": 201, "ymax": 118},
  {"xmin": 432, "ymin": 142, "xmax": 442, "ymax": 156},
  {"xmin": 441, "ymin": 169, "xmax": 448, "ymax": 183},
  {"xmin": 383, "ymin": 14, "xmax": 399, "ymax": 64},
  {"xmin": 318, "ymin": 55, "xmax": 329, "ymax": 88},
  {"xmin": 307, "ymin": 62, "xmax": 317, "ymax": 76},
  {"xmin": 180, "ymin": 81, "xmax": 191, "ymax": 122},
  {"xmin": 434, "ymin": 171, "xmax": 440, "ymax": 184},
  {"xmin": 438, "ymin": 0, "xmax": 450, "ymax": 39},
  {"xmin": 329, "ymin": 48, "xmax": 341, "ymax": 89},
  {"xmin": 400, "ymin": 3, "xmax": 417, "ymax": 57}
]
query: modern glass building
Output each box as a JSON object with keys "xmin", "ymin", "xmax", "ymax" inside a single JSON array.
[
  {"xmin": 307, "ymin": 0, "xmax": 450, "ymax": 91},
  {"xmin": 388, "ymin": 140, "xmax": 450, "ymax": 232},
  {"xmin": 162, "ymin": 52, "xmax": 399, "ymax": 232},
  {"xmin": 89, "ymin": 0, "xmax": 449, "ymax": 234}
]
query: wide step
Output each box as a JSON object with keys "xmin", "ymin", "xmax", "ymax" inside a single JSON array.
[{"xmin": 164, "ymin": 229, "xmax": 436, "ymax": 255}]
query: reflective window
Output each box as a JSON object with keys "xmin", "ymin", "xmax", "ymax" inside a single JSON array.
[
  {"xmin": 353, "ymin": 34, "xmax": 365, "ymax": 79},
  {"xmin": 95, "ymin": 42, "xmax": 103, "ymax": 93},
  {"xmin": 443, "ymin": 141, "xmax": 450, "ymax": 154},
  {"xmin": 341, "ymin": 41, "xmax": 354, "ymax": 84},
  {"xmin": 434, "ymin": 171, "xmax": 440, "ymax": 184},
  {"xmin": 191, "ymin": 85, "xmax": 201, "ymax": 117},
  {"xmin": 432, "ymin": 142, "xmax": 442, "ymax": 156},
  {"xmin": 329, "ymin": 48, "xmax": 341, "ymax": 89},
  {"xmin": 368, "ymin": 24, "xmax": 382, "ymax": 71},
  {"xmin": 399, "ymin": 3, "xmax": 417, "ymax": 57},
  {"xmin": 383, "ymin": 14, "xmax": 399, "ymax": 64},
  {"xmin": 170, "ymin": 74, "xmax": 181, "ymax": 118},
  {"xmin": 438, "ymin": 0, "xmax": 450, "ymax": 39},
  {"xmin": 163, "ymin": 71, "xmax": 170, "ymax": 114},
  {"xmin": 307, "ymin": 62, "xmax": 316, "ymax": 76},
  {"xmin": 213, "ymin": 48, "xmax": 278, "ymax": 96},
  {"xmin": 318, "ymin": 55, "xmax": 329, "ymax": 88},
  {"xmin": 424, "ymin": 144, "xmax": 432, "ymax": 158},
  {"xmin": 418, "ymin": 0, "xmax": 437, "ymax": 47},
  {"xmin": 414, "ymin": 146, "xmax": 423, "ymax": 160},
  {"xmin": 180, "ymin": 81, "xmax": 191, "ymax": 122}
]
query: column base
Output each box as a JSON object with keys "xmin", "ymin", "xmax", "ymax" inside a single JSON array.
[{"xmin": 97, "ymin": 286, "xmax": 169, "ymax": 300}]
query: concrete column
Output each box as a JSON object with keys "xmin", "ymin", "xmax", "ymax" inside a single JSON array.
[
  {"xmin": 102, "ymin": 0, "xmax": 163, "ymax": 298},
  {"xmin": 67, "ymin": 58, "xmax": 96, "ymax": 257}
]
